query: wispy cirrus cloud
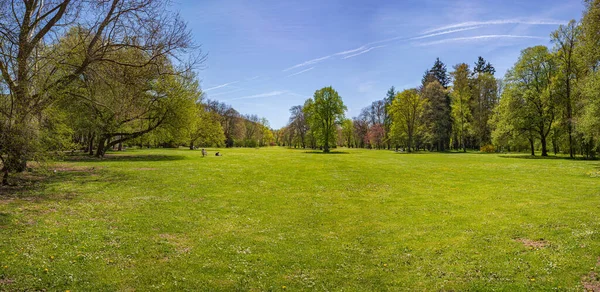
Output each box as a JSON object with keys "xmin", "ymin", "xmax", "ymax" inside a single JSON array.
[
  {"xmin": 342, "ymin": 45, "xmax": 386, "ymax": 59},
  {"xmin": 228, "ymin": 90, "xmax": 288, "ymax": 101},
  {"xmin": 283, "ymin": 56, "xmax": 331, "ymax": 72},
  {"xmin": 286, "ymin": 67, "xmax": 315, "ymax": 77},
  {"xmin": 414, "ymin": 35, "xmax": 546, "ymax": 47},
  {"xmin": 282, "ymin": 24, "xmax": 489, "ymax": 71},
  {"xmin": 205, "ymin": 81, "xmax": 239, "ymax": 91},
  {"xmin": 282, "ymin": 44, "xmax": 388, "ymax": 72},
  {"xmin": 207, "ymin": 88, "xmax": 245, "ymax": 97},
  {"xmin": 408, "ymin": 26, "xmax": 483, "ymax": 40},
  {"xmin": 333, "ymin": 46, "xmax": 368, "ymax": 56},
  {"xmin": 423, "ymin": 19, "xmax": 567, "ymax": 34}
]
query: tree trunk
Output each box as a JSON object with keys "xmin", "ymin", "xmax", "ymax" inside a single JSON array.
[
  {"xmin": 189, "ymin": 141, "xmax": 194, "ymax": 150},
  {"xmin": 95, "ymin": 137, "xmax": 106, "ymax": 157},
  {"xmin": 541, "ymin": 135, "xmax": 548, "ymax": 157},
  {"xmin": 568, "ymin": 129, "xmax": 574, "ymax": 158},
  {"xmin": 1, "ymin": 167, "xmax": 8, "ymax": 186},
  {"xmin": 529, "ymin": 138, "xmax": 535, "ymax": 156},
  {"xmin": 88, "ymin": 133, "xmax": 95, "ymax": 156}
]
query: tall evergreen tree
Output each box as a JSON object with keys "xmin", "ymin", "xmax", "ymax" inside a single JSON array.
[
  {"xmin": 430, "ymin": 58, "xmax": 450, "ymax": 88},
  {"xmin": 473, "ymin": 56, "xmax": 496, "ymax": 76},
  {"xmin": 422, "ymin": 81, "xmax": 452, "ymax": 151}
]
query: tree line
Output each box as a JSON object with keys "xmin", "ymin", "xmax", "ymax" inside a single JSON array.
[
  {"xmin": 0, "ymin": 0, "xmax": 273, "ymax": 185},
  {"xmin": 279, "ymin": 0, "xmax": 600, "ymax": 159},
  {"xmin": 2, "ymin": 0, "xmax": 600, "ymax": 185}
]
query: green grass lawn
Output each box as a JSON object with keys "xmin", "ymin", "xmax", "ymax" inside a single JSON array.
[{"xmin": 1, "ymin": 147, "xmax": 599, "ymax": 290}]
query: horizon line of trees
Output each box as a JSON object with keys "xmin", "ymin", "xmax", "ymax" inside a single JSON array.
[
  {"xmin": 0, "ymin": 0, "xmax": 275, "ymax": 185},
  {"xmin": 2, "ymin": 0, "xmax": 600, "ymax": 186},
  {"xmin": 279, "ymin": 0, "xmax": 600, "ymax": 159}
]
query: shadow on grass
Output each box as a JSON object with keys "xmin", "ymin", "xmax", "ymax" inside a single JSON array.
[
  {"xmin": 0, "ymin": 212, "xmax": 10, "ymax": 227},
  {"xmin": 303, "ymin": 151, "xmax": 350, "ymax": 155},
  {"xmin": 0, "ymin": 166, "xmax": 127, "ymax": 201},
  {"xmin": 63, "ymin": 153, "xmax": 186, "ymax": 163},
  {"xmin": 499, "ymin": 154, "xmax": 598, "ymax": 161}
]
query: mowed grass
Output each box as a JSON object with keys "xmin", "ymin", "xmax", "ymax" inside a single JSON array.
[{"xmin": 0, "ymin": 147, "xmax": 599, "ymax": 291}]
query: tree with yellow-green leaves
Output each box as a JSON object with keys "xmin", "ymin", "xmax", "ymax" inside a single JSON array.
[
  {"xmin": 304, "ymin": 87, "xmax": 346, "ymax": 153},
  {"xmin": 389, "ymin": 89, "xmax": 427, "ymax": 152},
  {"xmin": 450, "ymin": 63, "xmax": 472, "ymax": 152}
]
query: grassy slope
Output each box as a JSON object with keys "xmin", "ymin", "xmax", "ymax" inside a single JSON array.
[{"xmin": 0, "ymin": 147, "xmax": 599, "ymax": 290}]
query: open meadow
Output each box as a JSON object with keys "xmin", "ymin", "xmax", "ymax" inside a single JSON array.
[{"xmin": 0, "ymin": 147, "xmax": 599, "ymax": 290}]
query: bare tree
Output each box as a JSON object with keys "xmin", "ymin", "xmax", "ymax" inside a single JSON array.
[{"xmin": 288, "ymin": 105, "xmax": 308, "ymax": 148}]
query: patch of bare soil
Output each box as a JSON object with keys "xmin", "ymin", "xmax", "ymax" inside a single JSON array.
[
  {"xmin": 52, "ymin": 164, "xmax": 97, "ymax": 172},
  {"xmin": 583, "ymin": 272, "xmax": 600, "ymax": 291},
  {"xmin": 0, "ymin": 278, "xmax": 15, "ymax": 285},
  {"xmin": 516, "ymin": 238, "xmax": 548, "ymax": 249}
]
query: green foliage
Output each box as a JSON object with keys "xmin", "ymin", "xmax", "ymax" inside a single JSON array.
[
  {"xmin": 479, "ymin": 144, "xmax": 496, "ymax": 153},
  {"xmin": 304, "ymin": 87, "xmax": 346, "ymax": 152},
  {"xmin": 389, "ymin": 89, "xmax": 427, "ymax": 152},
  {"xmin": 423, "ymin": 58, "xmax": 450, "ymax": 88},
  {"xmin": 470, "ymin": 72, "xmax": 499, "ymax": 147},
  {"xmin": 450, "ymin": 63, "xmax": 473, "ymax": 152},
  {"xmin": 421, "ymin": 80, "xmax": 452, "ymax": 151}
]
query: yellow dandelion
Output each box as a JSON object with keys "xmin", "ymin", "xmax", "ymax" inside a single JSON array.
[
  {"xmin": 3, "ymin": 266, "xmax": 7, "ymax": 269},
  {"xmin": 50, "ymin": 256, "xmax": 54, "ymax": 259},
  {"xmin": 530, "ymin": 278, "xmax": 535, "ymax": 281},
  {"xmin": 383, "ymin": 263, "xmax": 388, "ymax": 267},
  {"xmin": 44, "ymin": 268, "xmax": 49, "ymax": 272},
  {"xmin": 282, "ymin": 286, "xmax": 286, "ymax": 289}
]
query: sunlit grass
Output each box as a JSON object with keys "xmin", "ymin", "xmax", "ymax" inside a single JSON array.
[{"xmin": 0, "ymin": 147, "xmax": 599, "ymax": 290}]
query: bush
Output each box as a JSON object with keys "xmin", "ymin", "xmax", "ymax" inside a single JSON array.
[{"xmin": 480, "ymin": 144, "xmax": 496, "ymax": 153}]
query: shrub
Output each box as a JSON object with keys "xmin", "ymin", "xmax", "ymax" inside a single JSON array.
[{"xmin": 480, "ymin": 144, "xmax": 496, "ymax": 153}]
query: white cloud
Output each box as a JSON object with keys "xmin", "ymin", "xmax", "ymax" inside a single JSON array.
[
  {"xmin": 333, "ymin": 46, "xmax": 368, "ymax": 56},
  {"xmin": 208, "ymin": 88, "xmax": 245, "ymax": 97},
  {"xmin": 423, "ymin": 19, "xmax": 567, "ymax": 34},
  {"xmin": 415, "ymin": 35, "xmax": 546, "ymax": 46},
  {"xmin": 205, "ymin": 81, "xmax": 239, "ymax": 91},
  {"xmin": 282, "ymin": 56, "xmax": 331, "ymax": 72},
  {"xmin": 229, "ymin": 90, "xmax": 288, "ymax": 101},
  {"xmin": 286, "ymin": 67, "xmax": 315, "ymax": 77},
  {"xmin": 342, "ymin": 45, "xmax": 386, "ymax": 59},
  {"xmin": 408, "ymin": 26, "xmax": 483, "ymax": 40}
]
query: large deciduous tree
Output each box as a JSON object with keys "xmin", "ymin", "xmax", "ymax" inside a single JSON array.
[
  {"xmin": 450, "ymin": 63, "xmax": 472, "ymax": 152},
  {"xmin": 470, "ymin": 59, "xmax": 499, "ymax": 148},
  {"xmin": 0, "ymin": 0, "xmax": 195, "ymax": 183},
  {"xmin": 389, "ymin": 89, "xmax": 426, "ymax": 152},
  {"xmin": 552, "ymin": 20, "xmax": 581, "ymax": 158},
  {"xmin": 288, "ymin": 105, "xmax": 308, "ymax": 148},
  {"xmin": 304, "ymin": 87, "xmax": 346, "ymax": 153},
  {"xmin": 505, "ymin": 46, "xmax": 558, "ymax": 156}
]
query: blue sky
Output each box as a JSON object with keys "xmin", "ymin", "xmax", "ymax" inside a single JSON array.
[{"xmin": 172, "ymin": 0, "xmax": 583, "ymax": 128}]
